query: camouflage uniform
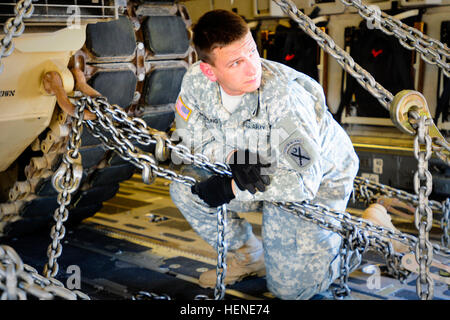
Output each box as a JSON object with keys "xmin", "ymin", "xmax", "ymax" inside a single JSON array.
[{"xmin": 169, "ymin": 59, "xmax": 360, "ymax": 299}]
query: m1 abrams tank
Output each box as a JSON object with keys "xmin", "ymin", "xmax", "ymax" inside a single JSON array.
[{"xmin": 0, "ymin": 0, "xmax": 195, "ymax": 238}]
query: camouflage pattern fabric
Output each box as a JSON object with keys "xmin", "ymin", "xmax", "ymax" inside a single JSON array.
[{"xmin": 169, "ymin": 59, "xmax": 360, "ymax": 299}]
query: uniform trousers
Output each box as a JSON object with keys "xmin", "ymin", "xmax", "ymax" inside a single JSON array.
[{"xmin": 169, "ymin": 165, "xmax": 361, "ymax": 299}]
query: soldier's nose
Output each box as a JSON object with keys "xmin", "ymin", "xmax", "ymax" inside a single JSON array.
[{"xmin": 245, "ymin": 60, "xmax": 257, "ymax": 77}]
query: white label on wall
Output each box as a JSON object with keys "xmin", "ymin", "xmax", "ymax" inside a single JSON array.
[
  {"xmin": 361, "ymin": 173, "xmax": 379, "ymax": 183},
  {"xmin": 373, "ymin": 158, "xmax": 383, "ymax": 174}
]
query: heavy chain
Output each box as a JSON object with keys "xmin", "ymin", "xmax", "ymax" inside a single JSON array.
[
  {"xmin": 432, "ymin": 137, "xmax": 450, "ymax": 166},
  {"xmin": 273, "ymin": 0, "xmax": 394, "ymax": 109},
  {"xmin": 75, "ymin": 95, "xmax": 450, "ymax": 301},
  {"xmin": 353, "ymin": 176, "xmax": 443, "ymax": 212},
  {"xmin": 332, "ymin": 229, "xmax": 352, "ymax": 299},
  {"xmin": 131, "ymin": 291, "xmax": 171, "ymax": 300},
  {"xmin": 214, "ymin": 204, "xmax": 228, "ymax": 300},
  {"xmin": 0, "ymin": 0, "xmax": 34, "ymax": 74},
  {"xmin": 82, "ymin": 95, "xmax": 450, "ymax": 260},
  {"xmin": 282, "ymin": 200, "xmax": 448, "ymax": 257},
  {"xmin": 273, "ymin": 0, "xmax": 450, "ymax": 165},
  {"xmin": 82, "ymin": 97, "xmax": 199, "ymax": 186},
  {"xmin": 442, "ymin": 199, "xmax": 449, "ymax": 248},
  {"xmin": 43, "ymin": 99, "xmax": 85, "ymax": 278},
  {"xmin": 0, "ymin": 245, "xmax": 89, "ymax": 300},
  {"xmin": 331, "ymin": 223, "xmax": 403, "ymax": 298},
  {"xmin": 283, "ymin": 201, "xmax": 413, "ymax": 285},
  {"xmin": 83, "ymin": 96, "xmax": 229, "ymax": 185},
  {"xmin": 339, "ymin": 0, "xmax": 450, "ymax": 77},
  {"xmin": 410, "ymin": 111, "xmax": 435, "ymax": 299},
  {"xmin": 82, "ymin": 97, "xmax": 232, "ymax": 299}
]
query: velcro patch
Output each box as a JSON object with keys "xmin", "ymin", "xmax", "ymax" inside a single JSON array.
[
  {"xmin": 273, "ymin": 117, "xmax": 319, "ymax": 172},
  {"xmin": 284, "ymin": 139, "xmax": 312, "ymax": 168},
  {"xmin": 175, "ymin": 96, "xmax": 191, "ymax": 121}
]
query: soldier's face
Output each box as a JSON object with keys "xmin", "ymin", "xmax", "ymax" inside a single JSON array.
[{"xmin": 201, "ymin": 31, "xmax": 262, "ymax": 96}]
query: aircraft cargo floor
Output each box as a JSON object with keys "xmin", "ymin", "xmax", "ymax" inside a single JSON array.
[{"xmin": 3, "ymin": 174, "xmax": 449, "ymax": 301}]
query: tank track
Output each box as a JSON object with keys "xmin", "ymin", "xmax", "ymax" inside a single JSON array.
[{"xmin": 0, "ymin": 1, "xmax": 194, "ymax": 238}]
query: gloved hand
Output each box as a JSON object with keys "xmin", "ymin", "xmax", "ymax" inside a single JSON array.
[
  {"xmin": 228, "ymin": 149, "xmax": 271, "ymax": 194},
  {"xmin": 191, "ymin": 175, "xmax": 235, "ymax": 207}
]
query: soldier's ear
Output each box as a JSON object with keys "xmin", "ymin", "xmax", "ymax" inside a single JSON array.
[{"xmin": 200, "ymin": 62, "xmax": 217, "ymax": 82}]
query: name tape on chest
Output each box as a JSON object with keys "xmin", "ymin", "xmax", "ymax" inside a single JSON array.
[{"xmin": 175, "ymin": 96, "xmax": 192, "ymax": 121}]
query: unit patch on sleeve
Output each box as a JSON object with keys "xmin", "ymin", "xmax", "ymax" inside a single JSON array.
[
  {"xmin": 175, "ymin": 96, "xmax": 192, "ymax": 121},
  {"xmin": 273, "ymin": 116, "xmax": 319, "ymax": 173},
  {"xmin": 284, "ymin": 139, "xmax": 312, "ymax": 168}
]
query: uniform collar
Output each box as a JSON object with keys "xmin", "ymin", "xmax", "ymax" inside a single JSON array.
[
  {"xmin": 193, "ymin": 61, "xmax": 262, "ymax": 125},
  {"xmin": 215, "ymin": 82, "xmax": 260, "ymax": 127}
]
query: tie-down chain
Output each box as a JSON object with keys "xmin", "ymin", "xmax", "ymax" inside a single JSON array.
[
  {"xmin": 81, "ymin": 95, "xmax": 450, "ymax": 260},
  {"xmin": 0, "ymin": 244, "xmax": 89, "ymax": 300},
  {"xmin": 336, "ymin": 0, "xmax": 450, "ymax": 77},
  {"xmin": 1, "ymin": 0, "xmax": 448, "ymax": 300},
  {"xmin": 273, "ymin": 0, "xmax": 450, "ymax": 166},
  {"xmin": 410, "ymin": 111, "xmax": 435, "ymax": 300},
  {"xmin": 48, "ymin": 95, "xmax": 448, "ymax": 301},
  {"xmin": 0, "ymin": 0, "xmax": 34, "ymax": 74},
  {"xmin": 42, "ymin": 98, "xmax": 85, "ymax": 279}
]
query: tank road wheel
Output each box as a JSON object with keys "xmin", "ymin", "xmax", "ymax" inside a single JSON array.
[{"xmin": 0, "ymin": 1, "xmax": 194, "ymax": 238}]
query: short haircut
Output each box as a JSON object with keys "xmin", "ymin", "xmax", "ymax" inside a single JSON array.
[{"xmin": 192, "ymin": 10, "xmax": 249, "ymax": 65}]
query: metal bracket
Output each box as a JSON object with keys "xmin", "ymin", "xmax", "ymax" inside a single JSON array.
[
  {"xmin": 154, "ymin": 135, "xmax": 169, "ymax": 162},
  {"xmin": 390, "ymin": 90, "xmax": 450, "ymax": 161},
  {"xmin": 401, "ymin": 253, "xmax": 450, "ymax": 285},
  {"xmin": 42, "ymin": 70, "xmax": 96, "ymax": 121}
]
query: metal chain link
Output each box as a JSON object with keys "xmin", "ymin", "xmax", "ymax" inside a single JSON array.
[
  {"xmin": 332, "ymin": 229, "xmax": 352, "ymax": 299},
  {"xmin": 25, "ymin": 92, "xmax": 446, "ymax": 300},
  {"xmin": 0, "ymin": 1, "xmax": 89, "ymax": 297},
  {"xmin": 339, "ymin": 0, "xmax": 450, "ymax": 77},
  {"xmin": 410, "ymin": 111, "xmax": 435, "ymax": 300},
  {"xmin": 214, "ymin": 204, "xmax": 228, "ymax": 300},
  {"xmin": 432, "ymin": 137, "xmax": 450, "ymax": 166},
  {"xmin": 273, "ymin": 0, "xmax": 450, "ymax": 161},
  {"xmin": 82, "ymin": 95, "xmax": 450, "ymax": 259},
  {"xmin": 0, "ymin": 0, "xmax": 34, "ymax": 74},
  {"xmin": 2, "ymin": 0, "xmax": 447, "ymax": 300},
  {"xmin": 83, "ymin": 96, "xmax": 225, "ymax": 186},
  {"xmin": 280, "ymin": 200, "xmax": 411, "ymax": 288},
  {"xmin": 0, "ymin": 245, "xmax": 89, "ymax": 300},
  {"xmin": 43, "ymin": 98, "xmax": 85, "ymax": 278},
  {"xmin": 73, "ymin": 94, "xmax": 450, "ymax": 300},
  {"xmin": 442, "ymin": 199, "xmax": 449, "ymax": 248},
  {"xmin": 131, "ymin": 291, "xmax": 171, "ymax": 300},
  {"xmin": 83, "ymin": 96, "xmax": 230, "ymax": 299},
  {"xmin": 353, "ymin": 176, "xmax": 443, "ymax": 212},
  {"xmin": 273, "ymin": 0, "xmax": 394, "ymax": 109}
]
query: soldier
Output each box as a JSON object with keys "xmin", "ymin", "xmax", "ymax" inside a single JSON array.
[{"xmin": 169, "ymin": 9, "xmax": 362, "ymax": 299}]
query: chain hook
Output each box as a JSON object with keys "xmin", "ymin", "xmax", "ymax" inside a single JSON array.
[{"xmin": 154, "ymin": 134, "xmax": 170, "ymax": 162}]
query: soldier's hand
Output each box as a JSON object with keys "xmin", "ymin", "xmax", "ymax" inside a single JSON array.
[
  {"xmin": 228, "ymin": 149, "xmax": 271, "ymax": 194},
  {"xmin": 191, "ymin": 175, "xmax": 235, "ymax": 207}
]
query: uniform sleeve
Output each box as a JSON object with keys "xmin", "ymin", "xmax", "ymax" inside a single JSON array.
[
  {"xmin": 172, "ymin": 77, "xmax": 234, "ymax": 166},
  {"xmin": 232, "ymin": 75, "xmax": 356, "ymax": 203}
]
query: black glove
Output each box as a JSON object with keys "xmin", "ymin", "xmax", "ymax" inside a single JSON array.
[
  {"xmin": 228, "ymin": 149, "xmax": 271, "ymax": 194},
  {"xmin": 191, "ymin": 175, "xmax": 235, "ymax": 207}
]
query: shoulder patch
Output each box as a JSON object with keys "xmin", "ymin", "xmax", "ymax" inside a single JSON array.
[
  {"xmin": 283, "ymin": 139, "xmax": 313, "ymax": 170},
  {"xmin": 175, "ymin": 97, "xmax": 192, "ymax": 121},
  {"xmin": 273, "ymin": 116, "xmax": 319, "ymax": 172}
]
